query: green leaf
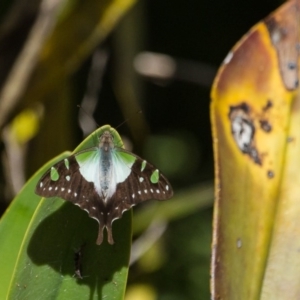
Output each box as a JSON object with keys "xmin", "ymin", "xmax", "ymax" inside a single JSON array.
[{"xmin": 0, "ymin": 125, "xmax": 131, "ymax": 299}]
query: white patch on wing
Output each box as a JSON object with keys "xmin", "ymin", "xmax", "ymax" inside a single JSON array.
[
  {"xmin": 76, "ymin": 147, "xmax": 135, "ymax": 201},
  {"xmin": 110, "ymin": 149, "xmax": 135, "ymax": 199},
  {"xmin": 76, "ymin": 149, "xmax": 103, "ymax": 197}
]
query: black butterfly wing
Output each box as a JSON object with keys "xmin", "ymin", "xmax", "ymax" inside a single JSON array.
[
  {"xmin": 105, "ymin": 149, "xmax": 173, "ymax": 229},
  {"xmin": 35, "ymin": 155, "xmax": 108, "ymax": 245}
]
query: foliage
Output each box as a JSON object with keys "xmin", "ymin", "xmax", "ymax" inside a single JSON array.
[
  {"xmin": 0, "ymin": 0, "xmax": 292, "ymax": 299},
  {"xmin": 211, "ymin": 0, "xmax": 300, "ymax": 298}
]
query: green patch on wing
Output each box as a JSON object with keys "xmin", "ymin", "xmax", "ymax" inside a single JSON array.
[
  {"xmin": 64, "ymin": 158, "xmax": 70, "ymax": 169},
  {"xmin": 114, "ymin": 150, "xmax": 136, "ymax": 166},
  {"xmin": 141, "ymin": 160, "xmax": 146, "ymax": 171},
  {"xmin": 50, "ymin": 166, "xmax": 59, "ymax": 181},
  {"xmin": 150, "ymin": 169, "xmax": 159, "ymax": 184}
]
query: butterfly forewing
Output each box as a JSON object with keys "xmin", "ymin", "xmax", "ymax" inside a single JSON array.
[
  {"xmin": 115, "ymin": 148, "xmax": 173, "ymax": 201},
  {"xmin": 36, "ymin": 154, "xmax": 102, "ymax": 209}
]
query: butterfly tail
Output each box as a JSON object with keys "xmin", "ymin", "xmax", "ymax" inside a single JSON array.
[
  {"xmin": 96, "ymin": 223, "xmax": 114, "ymax": 245},
  {"xmin": 106, "ymin": 224, "xmax": 115, "ymax": 245},
  {"xmin": 96, "ymin": 224, "xmax": 103, "ymax": 245},
  {"xmin": 96, "ymin": 223, "xmax": 104, "ymax": 245}
]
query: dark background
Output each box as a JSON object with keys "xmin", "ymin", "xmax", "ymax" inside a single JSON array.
[{"xmin": 0, "ymin": 0, "xmax": 281, "ymax": 299}]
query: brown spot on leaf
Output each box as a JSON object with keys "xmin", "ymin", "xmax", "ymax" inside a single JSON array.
[
  {"xmin": 265, "ymin": 1, "xmax": 300, "ymax": 90},
  {"xmin": 267, "ymin": 170, "xmax": 275, "ymax": 178},
  {"xmin": 229, "ymin": 103, "xmax": 262, "ymax": 165},
  {"xmin": 259, "ymin": 119, "xmax": 272, "ymax": 132},
  {"xmin": 262, "ymin": 99, "xmax": 273, "ymax": 112},
  {"xmin": 217, "ymin": 29, "xmax": 273, "ymax": 95}
]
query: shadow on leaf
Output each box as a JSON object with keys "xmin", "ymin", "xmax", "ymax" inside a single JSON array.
[{"xmin": 27, "ymin": 199, "xmax": 131, "ymax": 299}]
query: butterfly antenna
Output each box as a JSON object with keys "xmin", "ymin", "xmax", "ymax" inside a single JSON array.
[
  {"xmin": 77, "ymin": 104, "xmax": 100, "ymax": 136},
  {"xmin": 77, "ymin": 104, "xmax": 100, "ymax": 125},
  {"xmin": 115, "ymin": 110, "xmax": 143, "ymax": 130}
]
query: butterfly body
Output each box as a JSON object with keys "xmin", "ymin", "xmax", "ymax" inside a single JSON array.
[{"xmin": 35, "ymin": 126, "xmax": 173, "ymax": 245}]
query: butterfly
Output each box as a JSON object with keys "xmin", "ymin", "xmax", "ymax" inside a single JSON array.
[{"xmin": 35, "ymin": 125, "xmax": 173, "ymax": 245}]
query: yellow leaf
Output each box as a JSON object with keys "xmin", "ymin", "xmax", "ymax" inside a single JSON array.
[{"xmin": 210, "ymin": 0, "xmax": 300, "ymax": 298}]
